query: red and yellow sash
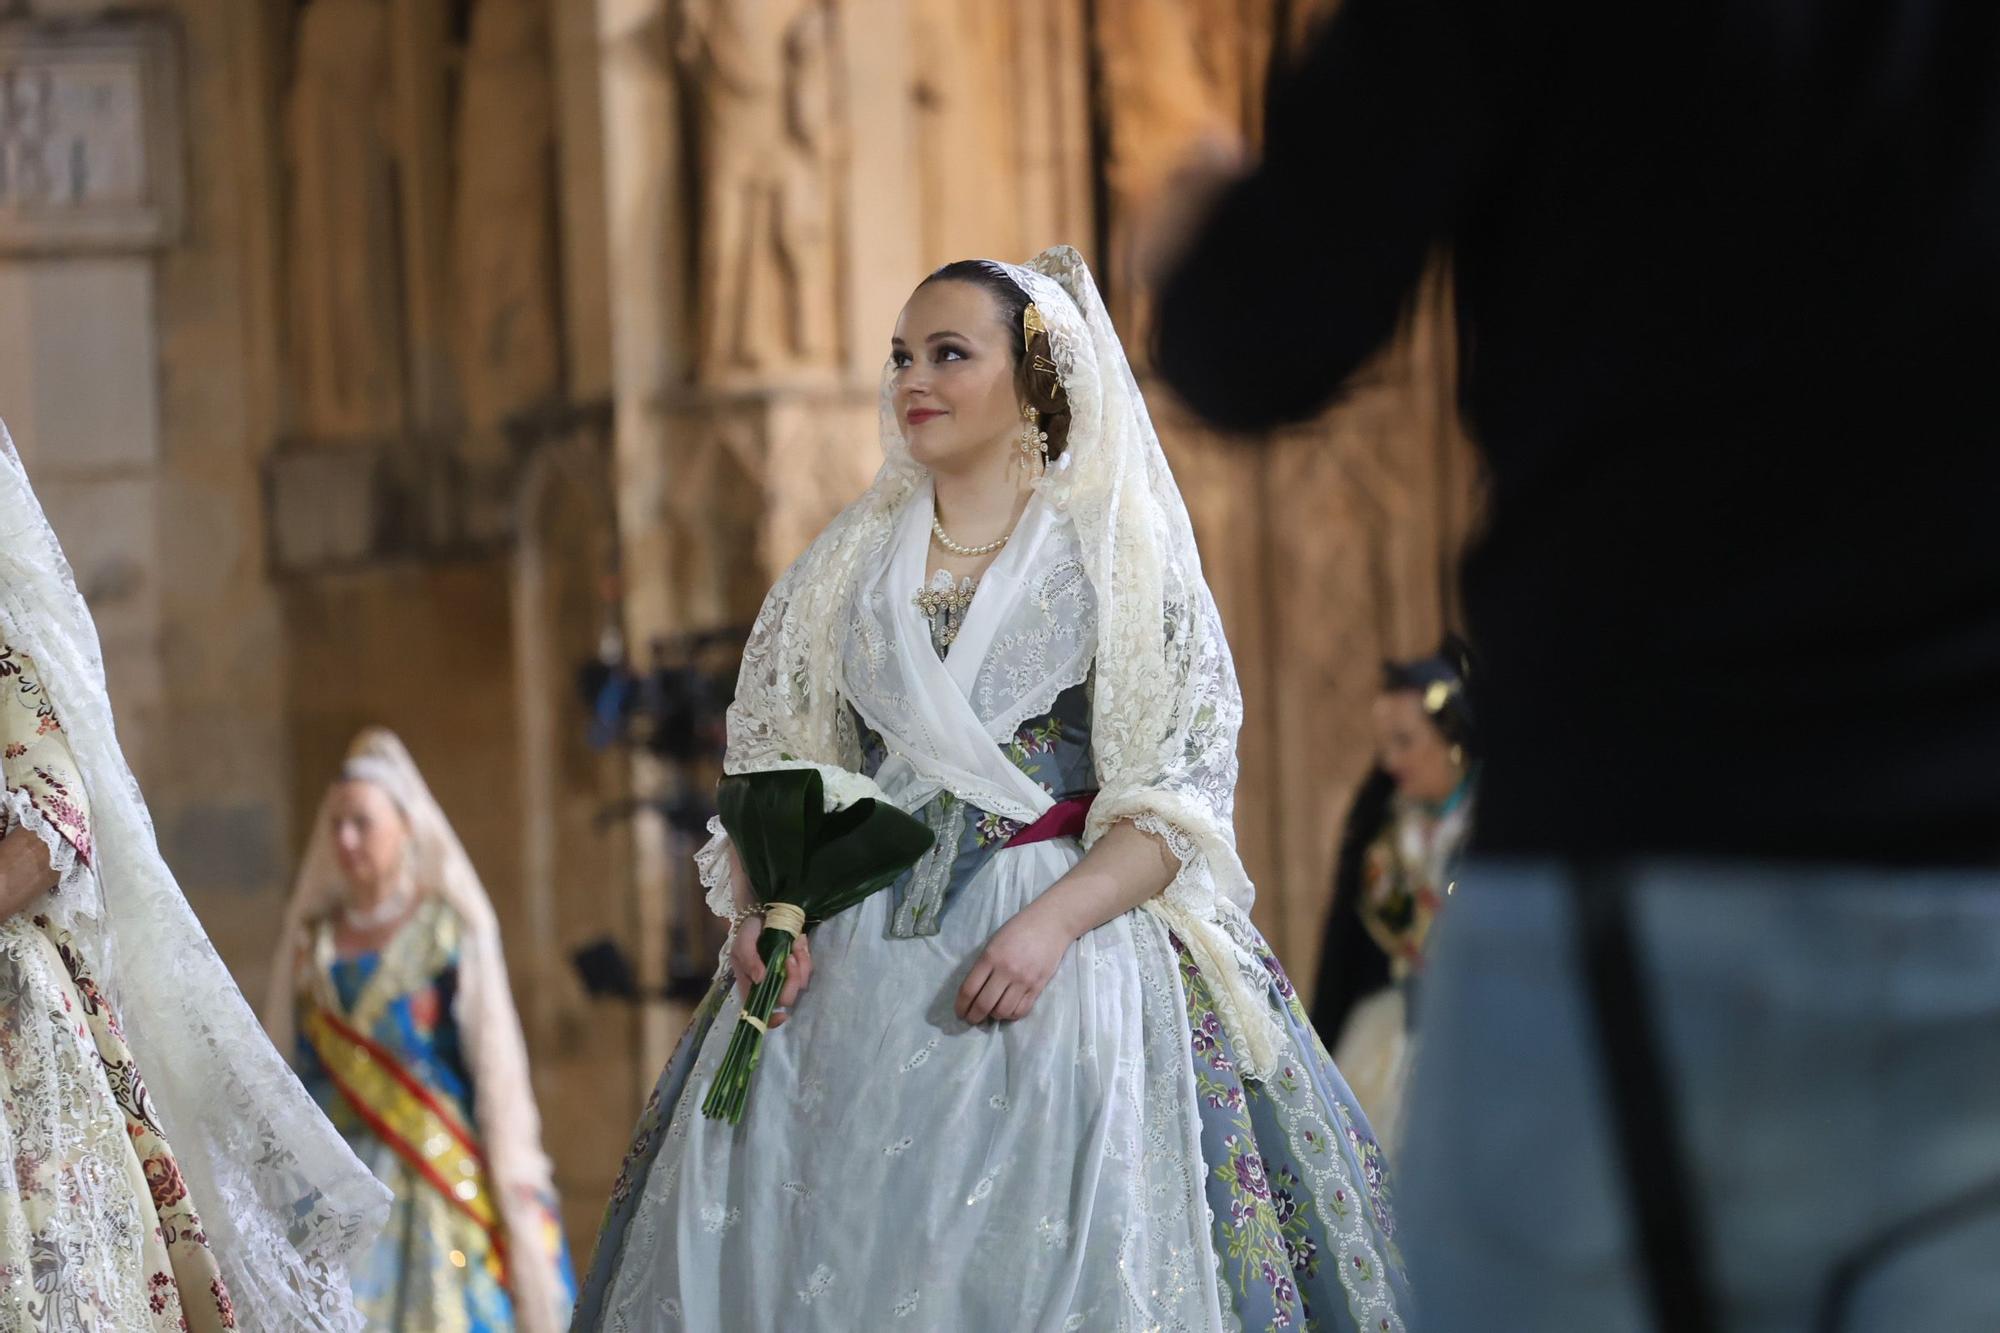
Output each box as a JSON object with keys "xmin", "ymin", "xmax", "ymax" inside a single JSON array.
[{"xmin": 301, "ymin": 1005, "xmax": 509, "ymax": 1280}]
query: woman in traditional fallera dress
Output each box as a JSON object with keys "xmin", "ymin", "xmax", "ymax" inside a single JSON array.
[
  {"xmin": 1311, "ymin": 647, "xmax": 1477, "ymax": 1155},
  {"xmin": 0, "ymin": 420, "xmax": 388, "ymax": 1330},
  {"xmin": 264, "ymin": 730, "xmax": 576, "ymax": 1332},
  {"xmin": 575, "ymin": 248, "xmax": 1408, "ymax": 1331}
]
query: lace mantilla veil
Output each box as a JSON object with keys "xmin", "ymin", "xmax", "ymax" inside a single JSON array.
[
  {"xmin": 0, "ymin": 420, "xmax": 390, "ymax": 1330},
  {"xmin": 699, "ymin": 245, "xmax": 1290, "ymax": 1079}
]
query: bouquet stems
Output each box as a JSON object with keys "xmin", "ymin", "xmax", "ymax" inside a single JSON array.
[{"xmin": 700, "ymin": 924, "xmax": 798, "ymax": 1125}]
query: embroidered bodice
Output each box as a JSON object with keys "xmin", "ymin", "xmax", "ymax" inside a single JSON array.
[
  {"xmin": 850, "ymin": 675, "xmax": 1095, "ymax": 935},
  {"xmin": 1357, "ymin": 789, "xmax": 1473, "ymax": 980}
]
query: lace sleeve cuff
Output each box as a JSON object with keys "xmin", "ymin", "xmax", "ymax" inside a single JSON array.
[
  {"xmin": 3, "ymin": 785, "xmax": 97, "ymax": 918},
  {"xmin": 1129, "ymin": 813, "xmax": 1205, "ymax": 910},
  {"xmin": 696, "ymin": 816, "xmax": 739, "ymax": 921},
  {"xmin": 698, "ymin": 765, "xmax": 893, "ymax": 924}
]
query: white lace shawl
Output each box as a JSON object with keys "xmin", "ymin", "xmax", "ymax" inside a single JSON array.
[
  {"xmin": 0, "ymin": 421, "xmax": 390, "ymax": 1330},
  {"xmin": 261, "ymin": 728, "xmax": 570, "ymax": 1333},
  {"xmin": 700, "ymin": 246, "xmax": 1289, "ymax": 1080}
]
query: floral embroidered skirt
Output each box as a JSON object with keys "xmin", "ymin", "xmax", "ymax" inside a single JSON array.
[
  {"xmin": 574, "ymin": 838, "xmax": 1409, "ymax": 1332},
  {"xmin": 0, "ymin": 914, "xmax": 235, "ymax": 1332}
]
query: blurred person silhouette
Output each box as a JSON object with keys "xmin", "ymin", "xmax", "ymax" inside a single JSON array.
[
  {"xmin": 1313, "ymin": 639, "xmax": 1476, "ymax": 1156},
  {"xmin": 1153, "ymin": 3, "xmax": 2000, "ymax": 1330}
]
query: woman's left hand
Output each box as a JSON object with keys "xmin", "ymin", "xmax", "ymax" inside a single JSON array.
[{"xmin": 957, "ymin": 907, "xmax": 1072, "ymax": 1024}]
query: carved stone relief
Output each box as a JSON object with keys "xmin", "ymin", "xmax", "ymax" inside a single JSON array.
[
  {"xmin": 675, "ymin": 0, "xmax": 843, "ymax": 385},
  {"xmin": 0, "ymin": 20, "xmax": 182, "ymax": 253}
]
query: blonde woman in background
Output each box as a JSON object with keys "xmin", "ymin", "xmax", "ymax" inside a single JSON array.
[{"xmin": 265, "ymin": 728, "xmax": 574, "ymax": 1331}]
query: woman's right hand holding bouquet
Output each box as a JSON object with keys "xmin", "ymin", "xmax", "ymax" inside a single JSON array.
[
  {"xmin": 727, "ymin": 841, "xmax": 813, "ymax": 1031},
  {"xmin": 729, "ymin": 913, "xmax": 811, "ymax": 1031}
]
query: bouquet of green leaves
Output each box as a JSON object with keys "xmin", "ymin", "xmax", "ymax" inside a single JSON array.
[{"xmin": 701, "ymin": 767, "xmax": 935, "ymax": 1124}]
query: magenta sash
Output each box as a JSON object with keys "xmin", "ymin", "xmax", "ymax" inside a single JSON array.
[{"xmin": 1004, "ymin": 792, "xmax": 1097, "ymax": 848}]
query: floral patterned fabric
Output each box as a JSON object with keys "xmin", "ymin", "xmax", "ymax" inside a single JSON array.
[
  {"xmin": 0, "ymin": 646, "xmax": 91, "ymax": 877},
  {"xmin": 0, "ymin": 645, "xmax": 235, "ymax": 1332},
  {"xmin": 576, "ymin": 682, "xmax": 1406, "ymax": 1331},
  {"xmin": 1177, "ymin": 934, "xmax": 1401, "ymax": 1330},
  {"xmin": 291, "ymin": 898, "xmax": 576, "ymax": 1332},
  {"xmin": 1355, "ymin": 794, "xmax": 1471, "ymax": 983}
]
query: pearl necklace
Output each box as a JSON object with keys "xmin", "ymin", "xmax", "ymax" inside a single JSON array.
[{"xmin": 931, "ymin": 512, "xmax": 1009, "ymax": 558}]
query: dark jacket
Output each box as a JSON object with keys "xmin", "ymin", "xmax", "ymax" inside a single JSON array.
[{"xmin": 1157, "ymin": 1, "xmax": 2000, "ymax": 863}]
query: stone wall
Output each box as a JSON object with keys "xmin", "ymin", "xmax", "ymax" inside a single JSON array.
[
  {"xmin": 0, "ymin": 0, "xmax": 636, "ymax": 1248},
  {"xmin": 0, "ymin": 0, "xmax": 297, "ymax": 981}
]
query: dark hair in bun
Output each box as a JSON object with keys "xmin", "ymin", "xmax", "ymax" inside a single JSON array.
[
  {"xmin": 921, "ymin": 260, "xmax": 1073, "ymax": 461},
  {"xmin": 1381, "ymin": 633, "xmax": 1477, "ymax": 753}
]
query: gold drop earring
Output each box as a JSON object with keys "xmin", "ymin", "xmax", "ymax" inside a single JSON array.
[{"xmin": 1018, "ymin": 405, "xmax": 1049, "ymax": 482}]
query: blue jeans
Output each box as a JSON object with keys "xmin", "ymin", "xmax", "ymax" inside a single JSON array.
[{"xmin": 1400, "ymin": 860, "xmax": 2000, "ymax": 1332}]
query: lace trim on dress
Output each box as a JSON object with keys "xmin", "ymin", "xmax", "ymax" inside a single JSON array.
[
  {"xmin": 696, "ymin": 821, "xmax": 757, "ymax": 979},
  {"xmin": 983, "ymin": 651, "xmax": 1095, "ymax": 751},
  {"xmin": 698, "ymin": 817, "xmax": 737, "ymax": 925},
  {"xmin": 971, "ymin": 548, "xmax": 1097, "ymax": 745},
  {"xmin": 1120, "ymin": 913, "xmax": 1230, "ymax": 1330}
]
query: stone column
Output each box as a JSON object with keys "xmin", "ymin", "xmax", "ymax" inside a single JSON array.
[
  {"xmin": 454, "ymin": 0, "xmax": 562, "ymax": 455},
  {"xmin": 598, "ymin": 0, "xmax": 688, "ymax": 1077},
  {"xmin": 283, "ymin": 0, "xmax": 408, "ymax": 438},
  {"xmin": 908, "ymin": 0, "xmax": 1091, "ymax": 269},
  {"xmin": 551, "ymin": 0, "xmax": 614, "ymax": 402}
]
